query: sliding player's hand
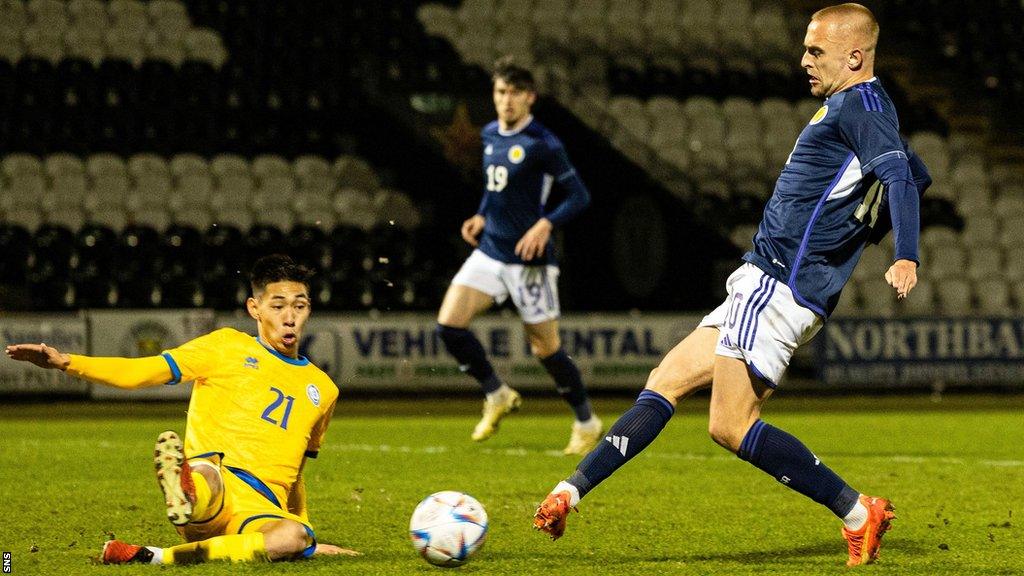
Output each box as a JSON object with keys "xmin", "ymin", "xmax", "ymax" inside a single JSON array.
[
  {"xmin": 515, "ymin": 218, "xmax": 552, "ymax": 261},
  {"xmin": 885, "ymin": 259, "xmax": 917, "ymax": 299},
  {"xmin": 4, "ymin": 343, "xmax": 71, "ymax": 370},
  {"xmin": 461, "ymin": 215, "xmax": 486, "ymax": 246},
  {"xmin": 313, "ymin": 543, "xmax": 361, "ymax": 556}
]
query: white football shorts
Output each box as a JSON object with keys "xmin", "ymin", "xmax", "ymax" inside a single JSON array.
[
  {"xmin": 699, "ymin": 263, "xmax": 823, "ymax": 387},
  {"xmin": 451, "ymin": 249, "xmax": 561, "ymax": 324}
]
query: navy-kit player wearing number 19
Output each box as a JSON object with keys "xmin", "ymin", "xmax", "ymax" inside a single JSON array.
[
  {"xmin": 437, "ymin": 58, "xmax": 602, "ymax": 455},
  {"xmin": 535, "ymin": 4, "xmax": 929, "ymax": 567}
]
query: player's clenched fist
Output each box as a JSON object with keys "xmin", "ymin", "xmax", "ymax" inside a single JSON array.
[
  {"xmin": 461, "ymin": 214, "xmax": 486, "ymax": 246},
  {"xmin": 885, "ymin": 259, "xmax": 917, "ymax": 299}
]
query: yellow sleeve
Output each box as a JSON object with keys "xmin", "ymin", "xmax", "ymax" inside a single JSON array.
[
  {"xmin": 161, "ymin": 329, "xmax": 232, "ymax": 384},
  {"xmin": 287, "ymin": 457, "xmax": 309, "ymax": 523},
  {"xmin": 305, "ymin": 397, "xmax": 336, "ymax": 458},
  {"xmin": 65, "ymin": 355, "xmax": 175, "ymax": 389}
]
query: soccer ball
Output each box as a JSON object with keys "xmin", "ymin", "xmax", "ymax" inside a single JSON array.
[{"xmin": 409, "ymin": 491, "xmax": 488, "ymax": 567}]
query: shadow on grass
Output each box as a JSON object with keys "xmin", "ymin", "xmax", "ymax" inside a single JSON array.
[{"xmin": 507, "ymin": 537, "xmax": 933, "ymax": 567}]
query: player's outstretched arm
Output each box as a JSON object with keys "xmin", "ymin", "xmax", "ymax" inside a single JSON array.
[
  {"xmin": 5, "ymin": 343, "xmax": 70, "ymax": 370},
  {"xmin": 461, "ymin": 214, "xmax": 486, "ymax": 246},
  {"xmin": 5, "ymin": 343, "xmax": 174, "ymax": 389}
]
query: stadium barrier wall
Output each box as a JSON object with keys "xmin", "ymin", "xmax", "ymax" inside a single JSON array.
[
  {"xmin": 2, "ymin": 312, "xmax": 1022, "ymax": 396},
  {"xmin": 88, "ymin": 309, "xmax": 217, "ymax": 400},
  {"xmin": 817, "ymin": 317, "xmax": 1024, "ymax": 387},
  {"xmin": 0, "ymin": 313, "xmax": 90, "ymax": 396}
]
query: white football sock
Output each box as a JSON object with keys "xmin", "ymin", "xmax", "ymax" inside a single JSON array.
[
  {"xmin": 843, "ymin": 499, "xmax": 869, "ymax": 531},
  {"xmin": 485, "ymin": 384, "xmax": 513, "ymax": 403},
  {"xmin": 147, "ymin": 547, "xmax": 163, "ymax": 565},
  {"xmin": 553, "ymin": 481, "xmax": 581, "ymax": 508}
]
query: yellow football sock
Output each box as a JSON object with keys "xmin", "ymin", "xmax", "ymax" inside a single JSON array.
[
  {"xmin": 163, "ymin": 532, "xmax": 269, "ymax": 564},
  {"xmin": 189, "ymin": 468, "xmax": 216, "ymax": 522}
]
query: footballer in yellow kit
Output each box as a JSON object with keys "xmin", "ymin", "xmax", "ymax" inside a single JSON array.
[
  {"xmin": 165, "ymin": 326, "xmax": 337, "ymax": 540},
  {"xmin": 5, "ymin": 254, "xmax": 358, "ymax": 564}
]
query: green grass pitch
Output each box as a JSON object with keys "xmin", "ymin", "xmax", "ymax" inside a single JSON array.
[{"xmin": 0, "ymin": 394, "xmax": 1021, "ymax": 575}]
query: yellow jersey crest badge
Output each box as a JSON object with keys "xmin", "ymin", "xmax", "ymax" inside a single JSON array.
[
  {"xmin": 809, "ymin": 105, "xmax": 828, "ymax": 125},
  {"xmin": 508, "ymin": 145, "xmax": 526, "ymax": 164}
]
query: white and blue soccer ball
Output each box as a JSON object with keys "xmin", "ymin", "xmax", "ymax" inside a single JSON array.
[{"xmin": 409, "ymin": 491, "xmax": 488, "ymax": 567}]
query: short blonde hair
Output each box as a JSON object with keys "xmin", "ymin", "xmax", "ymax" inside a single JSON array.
[{"xmin": 812, "ymin": 3, "xmax": 879, "ymax": 52}]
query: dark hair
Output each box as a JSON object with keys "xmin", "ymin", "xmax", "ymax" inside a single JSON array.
[
  {"xmin": 250, "ymin": 254, "xmax": 313, "ymax": 295},
  {"xmin": 492, "ymin": 56, "xmax": 536, "ymax": 92}
]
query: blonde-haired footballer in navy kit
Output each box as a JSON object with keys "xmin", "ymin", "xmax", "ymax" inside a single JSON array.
[{"xmin": 5, "ymin": 254, "xmax": 357, "ymax": 564}]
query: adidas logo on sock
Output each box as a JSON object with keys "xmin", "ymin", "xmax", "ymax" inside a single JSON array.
[{"xmin": 605, "ymin": 435, "xmax": 629, "ymax": 457}]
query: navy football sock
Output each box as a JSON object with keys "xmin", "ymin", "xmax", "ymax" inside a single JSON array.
[
  {"xmin": 738, "ymin": 420, "xmax": 860, "ymax": 518},
  {"xmin": 540, "ymin": 348, "xmax": 592, "ymax": 421},
  {"xmin": 436, "ymin": 324, "xmax": 502, "ymax": 394},
  {"xmin": 567, "ymin": 389, "xmax": 674, "ymax": 498}
]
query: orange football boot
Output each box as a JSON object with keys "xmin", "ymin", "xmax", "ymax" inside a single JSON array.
[
  {"xmin": 842, "ymin": 495, "xmax": 896, "ymax": 566},
  {"xmin": 533, "ymin": 491, "xmax": 575, "ymax": 540}
]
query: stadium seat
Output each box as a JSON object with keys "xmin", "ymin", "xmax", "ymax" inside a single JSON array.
[
  {"xmin": 374, "ymin": 188, "xmax": 422, "ymax": 230},
  {"xmin": 170, "ymin": 172, "xmax": 214, "ymax": 211},
  {"xmin": 7, "ymin": 172, "xmax": 46, "ymax": 199},
  {"xmin": 43, "ymin": 206, "xmax": 86, "ymax": 233},
  {"xmin": 999, "ymin": 216, "xmax": 1024, "ymax": 248},
  {"xmin": 251, "ymin": 154, "xmax": 291, "ymax": 181},
  {"xmin": 162, "ymin": 221, "xmax": 204, "ymax": 276},
  {"xmin": 935, "ymin": 278, "xmax": 972, "ymax": 315},
  {"xmin": 0, "ymin": 221, "xmax": 33, "ymax": 280},
  {"xmin": 966, "ymin": 245, "xmax": 1002, "ymax": 280},
  {"xmin": 974, "ymin": 278, "xmax": 1011, "ymax": 315},
  {"xmin": 42, "ymin": 175, "xmax": 87, "ymax": 215},
  {"xmin": 960, "ymin": 216, "xmax": 999, "ymax": 247},
  {"xmin": 1004, "ymin": 246, "xmax": 1024, "ymax": 281},
  {"xmin": 858, "ymin": 278, "xmax": 895, "ymax": 316},
  {"xmin": 896, "ymin": 277, "xmax": 934, "ymax": 316},
  {"xmin": 161, "ymin": 277, "xmax": 205, "ymax": 308},
  {"xmin": 170, "ymin": 153, "xmax": 209, "ymax": 179},
  {"xmin": 994, "ymin": 196, "xmax": 1024, "ymax": 219},
  {"xmin": 183, "ymin": 27, "xmax": 227, "ymax": 68},
  {"xmin": 927, "ymin": 244, "xmax": 965, "ymax": 280},
  {"xmin": 3, "ymin": 207, "xmax": 44, "ymax": 232},
  {"xmin": 212, "ymin": 208, "xmax": 253, "ymax": 234},
  {"xmin": 210, "ymin": 153, "xmax": 250, "ymax": 179},
  {"xmin": 921, "ymin": 225, "xmax": 959, "ymax": 251}
]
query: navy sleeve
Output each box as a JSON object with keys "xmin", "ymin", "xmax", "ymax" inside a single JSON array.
[
  {"xmin": 477, "ymin": 192, "xmax": 491, "ymax": 216},
  {"xmin": 866, "ymin": 143, "xmax": 931, "ymax": 245},
  {"xmin": 838, "ymin": 90, "xmax": 906, "ymax": 173},
  {"xmin": 542, "ymin": 136, "xmax": 591, "ymax": 226},
  {"xmin": 906, "ymin": 147, "xmax": 932, "ymax": 195},
  {"xmin": 874, "ymin": 156, "xmax": 920, "ymax": 264}
]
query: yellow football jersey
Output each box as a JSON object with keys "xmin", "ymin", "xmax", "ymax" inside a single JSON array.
[{"xmin": 161, "ymin": 328, "xmax": 338, "ymax": 500}]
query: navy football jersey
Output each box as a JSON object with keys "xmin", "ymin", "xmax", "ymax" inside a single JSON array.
[
  {"xmin": 744, "ymin": 79, "xmax": 918, "ymax": 317},
  {"xmin": 477, "ymin": 117, "xmax": 590, "ymax": 265}
]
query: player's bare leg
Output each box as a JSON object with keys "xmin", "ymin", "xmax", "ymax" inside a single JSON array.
[
  {"xmin": 525, "ymin": 319, "xmax": 603, "ymax": 454},
  {"xmin": 706, "ymin": 356, "xmax": 771, "ymax": 453},
  {"xmin": 534, "ymin": 328, "xmax": 717, "ymax": 538},
  {"xmin": 712, "ymin": 355, "xmax": 893, "ymax": 565},
  {"xmin": 437, "ymin": 283, "xmax": 494, "ymax": 328},
  {"xmin": 437, "ymin": 284, "xmax": 521, "ymax": 440}
]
